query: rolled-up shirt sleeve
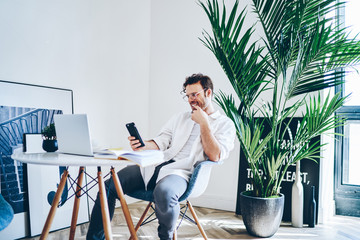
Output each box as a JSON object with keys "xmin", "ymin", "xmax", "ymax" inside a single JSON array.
[{"xmin": 152, "ymin": 114, "xmax": 177, "ymax": 151}]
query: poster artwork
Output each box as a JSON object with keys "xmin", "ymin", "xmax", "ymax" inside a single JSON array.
[{"xmin": 0, "ymin": 106, "xmax": 62, "ymax": 215}]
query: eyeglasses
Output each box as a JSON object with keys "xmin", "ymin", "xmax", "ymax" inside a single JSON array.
[{"xmin": 182, "ymin": 89, "xmax": 206, "ymax": 101}]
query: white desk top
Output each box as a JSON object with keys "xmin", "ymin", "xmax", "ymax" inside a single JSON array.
[{"xmin": 11, "ymin": 148, "xmax": 132, "ymax": 167}]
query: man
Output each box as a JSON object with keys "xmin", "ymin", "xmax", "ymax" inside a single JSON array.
[{"xmin": 87, "ymin": 73, "xmax": 235, "ymax": 240}]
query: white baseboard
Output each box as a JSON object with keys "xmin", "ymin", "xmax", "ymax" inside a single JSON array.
[{"xmin": 189, "ymin": 193, "xmax": 236, "ymax": 212}]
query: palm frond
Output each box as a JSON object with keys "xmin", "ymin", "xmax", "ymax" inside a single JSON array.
[
  {"xmin": 200, "ymin": 0, "xmax": 359, "ymax": 198},
  {"xmin": 199, "ymin": 0, "xmax": 270, "ymax": 115},
  {"xmin": 251, "ymin": 0, "xmax": 292, "ymax": 66},
  {"xmin": 286, "ymin": 19, "xmax": 360, "ymax": 98}
]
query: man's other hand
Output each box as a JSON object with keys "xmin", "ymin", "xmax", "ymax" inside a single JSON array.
[{"xmin": 191, "ymin": 105, "xmax": 209, "ymax": 125}]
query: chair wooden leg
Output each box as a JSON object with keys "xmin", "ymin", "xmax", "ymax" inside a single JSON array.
[
  {"xmin": 129, "ymin": 202, "xmax": 152, "ymax": 240},
  {"xmin": 97, "ymin": 167, "xmax": 113, "ymax": 240},
  {"xmin": 69, "ymin": 167, "xmax": 85, "ymax": 240},
  {"xmin": 111, "ymin": 168, "xmax": 138, "ymax": 240},
  {"xmin": 187, "ymin": 201, "xmax": 208, "ymax": 240},
  {"xmin": 128, "ymin": 201, "xmax": 206, "ymax": 240},
  {"xmin": 40, "ymin": 169, "xmax": 69, "ymax": 240},
  {"xmin": 135, "ymin": 202, "xmax": 152, "ymax": 232},
  {"xmin": 173, "ymin": 227, "xmax": 177, "ymax": 240}
]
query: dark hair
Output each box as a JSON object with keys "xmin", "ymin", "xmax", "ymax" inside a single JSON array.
[{"xmin": 182, "ymin": 73, "xmax": 214, "ymax": 93}]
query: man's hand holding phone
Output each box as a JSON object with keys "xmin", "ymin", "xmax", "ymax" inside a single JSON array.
[
  {"xmin": 126, "ymin": 122, "xmax": 160, "ymax": 151},
  {"xmin": 128, "ymin": 136, "xmax": 145, "ymax": 151},
  {"xmin": 126, "ymin": 122, "xmax": 145, "ymax": 151}
]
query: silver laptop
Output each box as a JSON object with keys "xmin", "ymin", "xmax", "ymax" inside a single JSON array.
[{"xmin": 54, "ymin": 114, "xmax": 94, "ymax": 156}]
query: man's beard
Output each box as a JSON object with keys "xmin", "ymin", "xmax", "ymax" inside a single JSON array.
[{"xmin": 190, "ymin": 97, "xmax": 210, "ymax": 111}]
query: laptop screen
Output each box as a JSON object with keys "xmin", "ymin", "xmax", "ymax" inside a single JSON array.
[{"xmin": 54, "ymin": 114, "xmax": 94, "ymax": 156}]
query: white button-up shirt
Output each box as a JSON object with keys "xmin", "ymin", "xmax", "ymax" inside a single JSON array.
[{"xmin": 140, "ymin": 110, "xmax": 236, "ymax": 187}]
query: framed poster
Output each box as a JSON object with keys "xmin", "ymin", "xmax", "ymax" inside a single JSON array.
[
  {"xmin": 0, "ymin": 80, "xmax": 89, "ymax": 238},
  {"xmin": 236, "ymin": 117, "xmax": 320, "ymax": 224}
]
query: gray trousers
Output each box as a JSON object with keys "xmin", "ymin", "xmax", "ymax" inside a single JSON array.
[{"xmin": 86, "ymin": 165, "xmax": 188, "ymax": 240}]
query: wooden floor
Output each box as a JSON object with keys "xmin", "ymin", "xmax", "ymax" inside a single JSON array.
[{"xmin": 22, "ymin": 201, "xmax": 360, "ymax": 240}]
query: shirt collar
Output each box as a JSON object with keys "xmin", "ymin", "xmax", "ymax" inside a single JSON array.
[{"xmin": 208, "ymin": 110, "xmax": 221, "ymax": 119}]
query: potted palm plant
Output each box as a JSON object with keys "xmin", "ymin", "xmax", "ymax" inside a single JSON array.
[{"xmin": 199, "ymin": 0, "xmax": 360, "ymax": 237}]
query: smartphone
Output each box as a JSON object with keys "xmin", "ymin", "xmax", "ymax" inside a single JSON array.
[{"xmin": 126, "ymin": 122, "xmax": 145, "ymax": 148}]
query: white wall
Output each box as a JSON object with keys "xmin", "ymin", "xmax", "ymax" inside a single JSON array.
[
  {"xmin": 0, "ymin": 1, "xmax": 152, "ymax": 231},
  {"xmin": 0, "ymin": 0, "xmax": 334, "ymax": 218},
  {"xmin": 148, "ymin": 0, "xmax": 335, "ymax": 218},
  {"xmin": 0, "ymin": 0, "xmax": 151, "ymax": 148},
  {"xmin": 148, "ymin": 0, "xmax": 245, "ymax": 211}
]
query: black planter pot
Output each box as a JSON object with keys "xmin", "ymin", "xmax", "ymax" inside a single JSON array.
[
  {"xmin": 42, "ymin": 139, "xmax": 58, "ymax": 152},
  {"xmin": 240, "ymin": 191, "xmax": 284, "ymax": 238}
]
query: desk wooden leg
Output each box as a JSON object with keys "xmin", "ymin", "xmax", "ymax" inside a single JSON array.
[
  {"xmin": 98, "ymin": 167, "xmax": 113, "ymax": 240},
  {"xmin": 111, "ymin": 168, "xmax": 138, "ymax": 240},
  {"xmin": 40, "ymin": 169, "xmax": 69, "ymax": 240},
  {"xmin": 69, "ymin": 167, "xmax": 85, "ymax": 240}
]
